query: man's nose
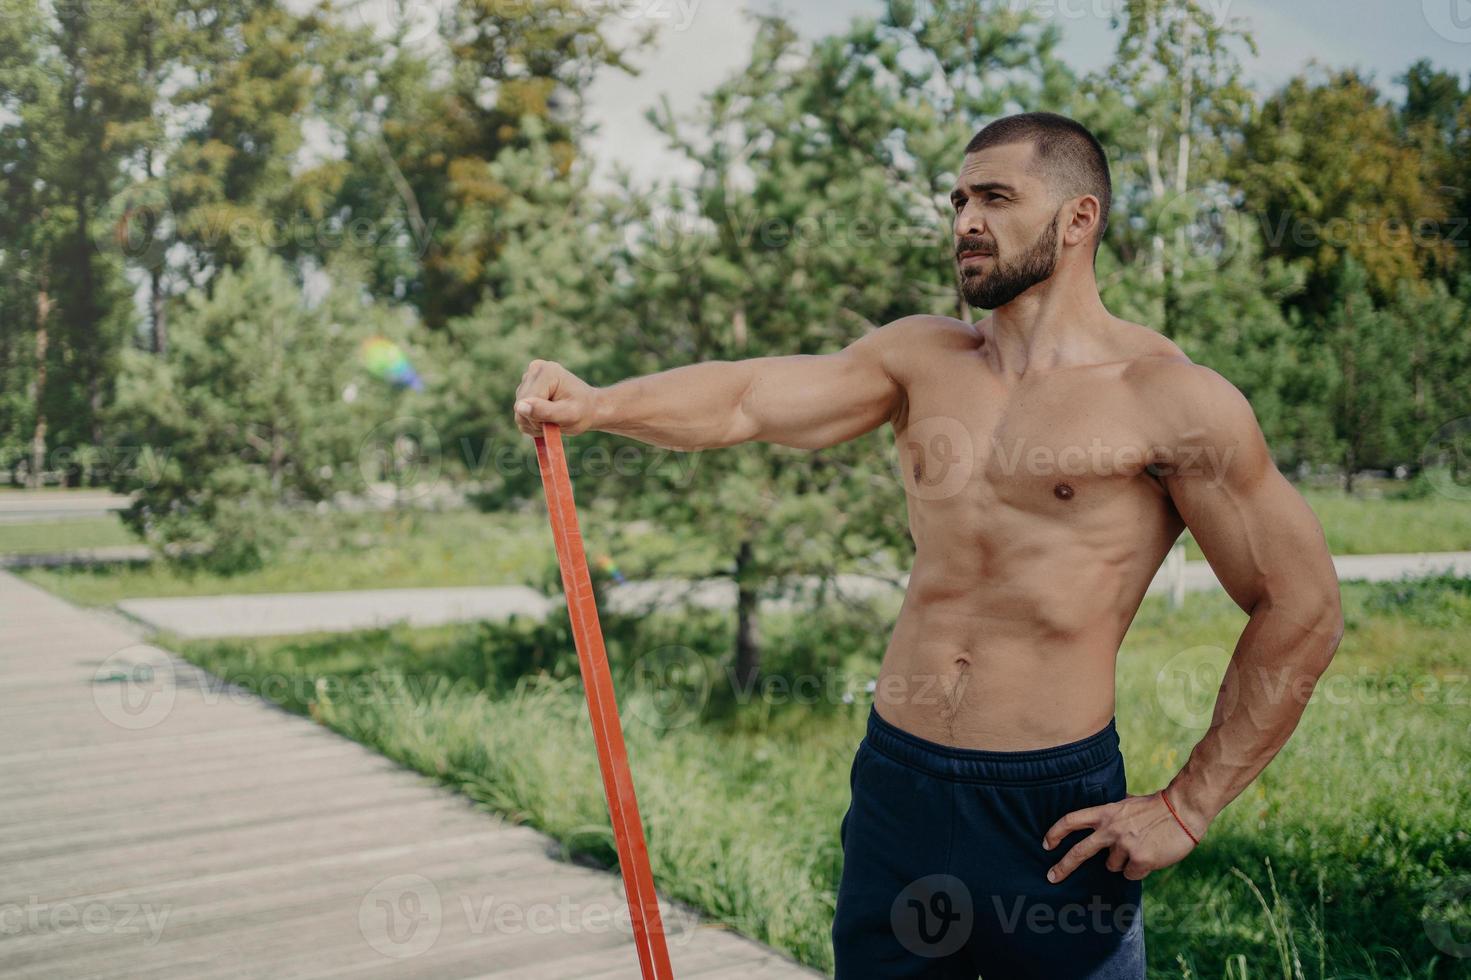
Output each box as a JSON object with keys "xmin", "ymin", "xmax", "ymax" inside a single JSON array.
[{"xmin": 955, "ymin": 201, "xmax": 984, "ymax": 238}]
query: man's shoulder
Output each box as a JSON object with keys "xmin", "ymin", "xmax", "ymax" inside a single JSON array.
[
  {"xmin": 847, "ymin": 315, "xmax": 978, "ymax": 379},
  {"xmin": 871, "ymin": 314, "xmax": 980, "ymax": 348},
  {"xmin": 1119, "ymin": 337, "xmax": 1259, "ymax": 446}
]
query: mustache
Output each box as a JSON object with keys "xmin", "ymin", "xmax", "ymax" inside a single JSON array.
[{"xmin": 955, "ymin": 237, "xmax": 996, "ymax": 259}]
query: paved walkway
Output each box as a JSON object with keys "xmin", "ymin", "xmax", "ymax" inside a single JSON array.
[
  {"xmin": 0, "ymin": 570, "xmax": 823, "ymax": 979},
  {"xmin": 0, "ymin": 491, "xmax": 131, "ymax": 525},
  {"xmin": 113, "ymin": 552, "xmax": 1471, "ymax": 640},
  {"xmin": 118, "ymin": 586, "xmax": 557, "ymax": 639}
]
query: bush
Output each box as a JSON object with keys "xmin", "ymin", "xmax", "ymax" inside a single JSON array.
[{"xmin": 107, "ymin": 248, "xmax": 424, "ymax": 574}]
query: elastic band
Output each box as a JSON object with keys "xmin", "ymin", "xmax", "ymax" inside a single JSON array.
[{"xmin": 1160, "ymin": 787, "xmax": 1199, "ymax": 845}]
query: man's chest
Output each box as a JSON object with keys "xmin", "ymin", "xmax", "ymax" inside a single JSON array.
[{"xmin": 892, "ymin": 367, "xmax": 1168, "ymax": 528}]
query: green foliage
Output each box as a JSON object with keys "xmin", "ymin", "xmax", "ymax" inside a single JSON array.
[
  {"xmin": 106, "ymin": 248, "xmax": 408, "ymax": 572},
  {"xmin": 1231, "ymin": 67, "xmax": 1454, "ymax": 310},
  {"xmin": 1362, "ymin": 571, "xmax": 1471, "ymax": 629}
]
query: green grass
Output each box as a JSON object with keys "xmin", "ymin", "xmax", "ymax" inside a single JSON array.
[
  {"xmin": 1175, "ymin": 487, "xmax": 1471, "ymax": 561},
  {"xmin": 170, "ymin": 577, "xmax": 1471, "ymax": 978},
  {"xmin": 1301, "ymin": 489, "xmax": 1471, "ymax": 556},
  {"xmin": 15, "ymin": 506, "xmax": 723, "ymax": 606},
  {"xmin": 0, "ymin": 517, "xmax": 138, "ymax": 553}
]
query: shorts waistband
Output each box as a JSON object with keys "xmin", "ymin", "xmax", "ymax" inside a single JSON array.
[{"xmin": 864, "ymin": 705, "xmax": 1119, "ymax": 785}]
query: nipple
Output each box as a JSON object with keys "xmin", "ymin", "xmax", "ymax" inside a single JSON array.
[{"xmin": 1053, "ymin": 482, "xmax": 1075, "ymax": 501}]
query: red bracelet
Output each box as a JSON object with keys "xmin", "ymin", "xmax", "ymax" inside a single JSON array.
[{"xmin": 1160, "ymin": 788, "xmax": 1199, "ymax": 845}]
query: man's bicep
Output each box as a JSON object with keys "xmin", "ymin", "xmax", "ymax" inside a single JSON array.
[
  {"xmin": 733, "ymin": 321, "xmax": 907, "ymax": 450},
  {"xmin": 1162, "ymin": 377, "xmax": 1335, "ymax": 615}
]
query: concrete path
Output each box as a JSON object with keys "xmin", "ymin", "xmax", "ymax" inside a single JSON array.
[
  {"xmin": 111, "ymin": 552, "xmax": 1471, "ymax": 640},
  {"xmin": 0, "ymin": 491, "xmax": 131, "ymax": 524},
  {"xmin": 0, "ymin": 570, "xmax": 823, "ymax": 979},
  {"xmin": 118, "ymin": 586, "xmax": 557, "ymax": 639},
  {"xmin": 0, "ymin": 545, "xmax": 153, "ymax": 569}
]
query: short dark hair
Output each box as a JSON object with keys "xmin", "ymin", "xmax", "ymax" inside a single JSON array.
[{"xmin": 964, "ymin": 112, "xmax": 1112, "ymax": 248}]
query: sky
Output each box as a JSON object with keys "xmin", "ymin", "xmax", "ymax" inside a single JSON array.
[{"xmin": 582, "ymin": 0, "xmax": 1471, "ymax": 188}]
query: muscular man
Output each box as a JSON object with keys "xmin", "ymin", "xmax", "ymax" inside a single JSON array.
[{"xmin": 512, "ymin": 112, "xmax": 1344, "ymax": 978}]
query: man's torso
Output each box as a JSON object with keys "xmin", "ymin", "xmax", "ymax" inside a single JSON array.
[{"xmin": 876, "ymin": 315, "xmax": 1191, "ymax": 749}]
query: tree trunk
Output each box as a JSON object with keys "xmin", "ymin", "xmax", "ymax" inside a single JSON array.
[
  {"xmin": 1145, "ymin": 122, "xmax": 1166, "ymax": 291},
  {"xmin": 29, "ymin": 283, "xmax": 52, "ymax": 490},
  {"xmin": 1341, "ymin": 293, "xmax": 1357, "ymax": 494},
  {"xmin": 150, "ymin": 265, "xmax": 167, "ymax": 354},
  {"xmin": 732, "ymin": 538, "xmax": 761, "ymax": 693}
]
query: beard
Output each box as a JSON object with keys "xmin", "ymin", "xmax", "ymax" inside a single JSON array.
[{"xmin": 957, "ymin": 208, "xmax": 1061, "ymax": 309}]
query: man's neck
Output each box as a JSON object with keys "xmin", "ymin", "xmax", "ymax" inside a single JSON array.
[{"xmin": 982, "ymin": 271, "xmax": 1114, "ymax": 375}]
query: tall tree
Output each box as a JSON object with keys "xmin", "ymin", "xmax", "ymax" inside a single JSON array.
[
  {"xmin": 1082, "ymin": 0, "xmax": 1257, "ymax": 339},
  {"xmin": 1232, "ymin": 68, "xmax": 1452, "ymax": 311},
  {"xmin": 312, "ymin": 0, "xmax": 648, "ymax": 329},
  {"xmin": 0, "ymin": 0, "xmax": 150, "ymax": 483}
]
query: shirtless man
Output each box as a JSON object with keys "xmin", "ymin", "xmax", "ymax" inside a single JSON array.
[{"xmin": 512, "ymin": 112, "xmax": 1344, "ymax": 978}]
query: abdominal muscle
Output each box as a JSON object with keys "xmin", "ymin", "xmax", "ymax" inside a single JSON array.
[{"xmin": 871, "ymin": 553, "xmax": 1142, "ymax": 751}]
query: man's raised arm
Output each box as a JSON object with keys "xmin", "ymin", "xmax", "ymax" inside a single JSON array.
[{"xmin": 513, "ymin": 317, "xmax": 915, "ymax": 452}]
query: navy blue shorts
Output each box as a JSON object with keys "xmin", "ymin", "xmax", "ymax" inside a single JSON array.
[{"xmin": 832, "ymin": 706, "xmax": 1146, "ymax": 978}]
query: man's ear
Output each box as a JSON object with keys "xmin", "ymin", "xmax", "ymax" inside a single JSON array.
[{"xmin": 1063, "ymin": 195, "xmax": 1101, "ymax": 249}]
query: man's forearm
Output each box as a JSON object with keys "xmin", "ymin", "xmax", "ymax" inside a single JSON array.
[
  {"xmin": 1165, "ymin": 594, "xmax": 1344, "ymax": 837},
  {"xmin": 592, "ymin": 360, "xmax": 754, "ymax": 452}
]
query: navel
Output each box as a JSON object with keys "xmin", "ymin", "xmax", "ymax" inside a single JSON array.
[{"xmin": 1053, "ymin": 482, "xmax": 1075, "ymax": 501}]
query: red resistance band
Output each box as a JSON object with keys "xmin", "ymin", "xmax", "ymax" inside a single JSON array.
[{"xmin": 534, "ymin": 422, "xmax": 675, "ymax": 980}]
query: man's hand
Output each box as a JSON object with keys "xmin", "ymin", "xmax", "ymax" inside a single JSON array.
[
  {"xmin": 513, "ymin": 359, "xmax": 601, "ymax": 438},
  {"xmin": 1041, "ymin": 792, "xmax": 1198, "ymax": 884}
]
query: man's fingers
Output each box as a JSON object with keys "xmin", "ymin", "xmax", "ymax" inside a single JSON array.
[
  {"xmin": 517, "ymin": 396, "xmax": 576, "ymax": 422},
  {"xmin": 1105, "ymin": 845, "xmax": 1128, "ymax": 873},
  {"xmin": 514, "ymin": 395, "xmax": 583, "ymax": 437},
  {"xmin": 1047, "ymin": 831, "xmax": 1110, "ymax": 884},
  {"xmin": 1042, "ymin": 805, "xmax": 1105, "ymax": 851}
]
